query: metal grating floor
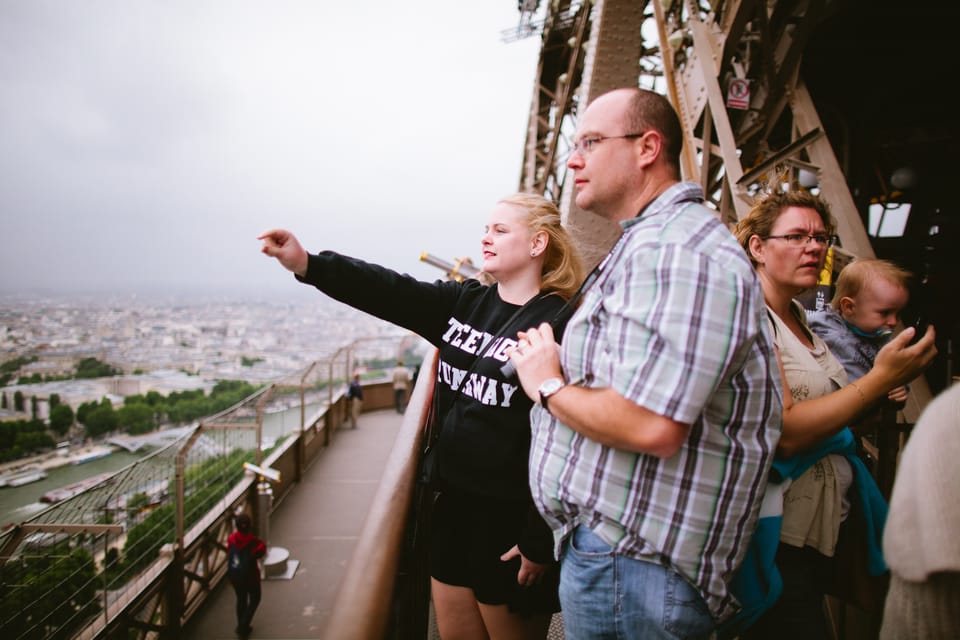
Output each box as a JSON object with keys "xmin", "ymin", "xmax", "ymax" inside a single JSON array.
[{"xmin": 427, "ymin": 605, "xmax": 564, "ymax": 639}]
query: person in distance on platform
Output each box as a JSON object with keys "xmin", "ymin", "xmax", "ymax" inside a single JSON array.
[
  {"xmin": 346, "ymin": 371, "xmax": 363, "ymax": 429},
  {"xmin": 732, "ymin": 189, "xmax": 937, "ymax": 639},
  {"xmin": 259, "ymin": 192, "xmax": 584, "ymax": 640},
  {"xmin": 507, "ymin": 87, "xmax": 783, "ymax": 638},
  {"xmin": 807, "ymin": 258, "xmax": 913, "ymax": 404},
  {"xmin": 391, "ymin": 360, "xmax": 412, "ymax": 413},
  {"xmin": 227, "ymin": 512, "xmax": 267, "ymax": 639}
]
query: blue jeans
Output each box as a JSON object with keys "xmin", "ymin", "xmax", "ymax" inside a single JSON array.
[{"xmin": 559, "ymin": 525, "xmax": 714, "ymax": 639}]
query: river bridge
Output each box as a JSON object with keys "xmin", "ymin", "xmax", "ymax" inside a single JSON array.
[{"xmin": 107, "ymin": 429, "xmax": 196, "ymax": 454}]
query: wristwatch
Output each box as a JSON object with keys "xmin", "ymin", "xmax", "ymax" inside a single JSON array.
[{"xmin": 538, "ymin": 377, "xmax": 566, "ymax": 412}]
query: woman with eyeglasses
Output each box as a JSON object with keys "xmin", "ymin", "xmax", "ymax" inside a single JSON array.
[
  {"xmin": 730, "ymin": 189, "xmax": 937, "ymax": 639},
  {"xmin": 259, "ymin": 192, "xmax": 583, "ymax": 640}
]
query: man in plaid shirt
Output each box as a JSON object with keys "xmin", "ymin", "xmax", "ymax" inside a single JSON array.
[{"xmin": 509, "ymin": 87, "xmax": 782, "ymax": 638}]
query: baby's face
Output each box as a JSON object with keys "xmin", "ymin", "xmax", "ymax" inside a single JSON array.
[{"xmin": 842, "ymin": 278, "xmax": 909, "ymax": 333}]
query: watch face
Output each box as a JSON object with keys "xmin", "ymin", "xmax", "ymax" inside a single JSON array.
[{"xmin": 540, "ymin": 378, "xmax": 564, "ymax": 395}]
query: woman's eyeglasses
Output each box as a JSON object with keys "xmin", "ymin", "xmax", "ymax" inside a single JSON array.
[{"xmin": 763, "ymin": 233, "xmax": 838, "ymax": 247}]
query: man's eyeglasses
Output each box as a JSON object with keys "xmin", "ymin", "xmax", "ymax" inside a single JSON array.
[
  {"xmin": 763, "ymin": 233, "xmax": 838, "ymax": 247},
  {"xmin": 570, "ymin": 132, "xmax": 646, "ymax": 156}
]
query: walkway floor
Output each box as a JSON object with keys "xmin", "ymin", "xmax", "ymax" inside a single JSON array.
[
  {"xmin": 181, "ymin": 408, "xmax": 405, "ymax": 640},
  {"xmin": 180, "ymin": 408, "xmax": 564, "ymax": 640}
]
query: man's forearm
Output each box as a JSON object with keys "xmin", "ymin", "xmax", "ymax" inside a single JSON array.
[{"xmin": 545, "ymin": 385, "xmax": 689, "ymax": 458}]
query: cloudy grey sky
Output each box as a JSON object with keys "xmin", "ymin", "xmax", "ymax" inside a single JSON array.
[{"xmin": 0, "ymin": 1, "xmax": 542, "ymax": 299}]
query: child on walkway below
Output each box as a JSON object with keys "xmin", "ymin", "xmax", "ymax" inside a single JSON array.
[
  {"xmin": 807, "ymin": 258, "xmax": 913, "ymax": 404},
  {"xmin": 227, "ymin": 512, "xmax": 267, "ymax": 638}
]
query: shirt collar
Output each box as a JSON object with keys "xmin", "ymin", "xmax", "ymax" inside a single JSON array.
[{"xmin": 622, "ymin": 181, "xmax": 705, "ymax": 230}]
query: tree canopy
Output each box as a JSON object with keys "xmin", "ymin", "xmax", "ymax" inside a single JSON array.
[
  {"xmin": 75, "ymin": 357, "xmax": 120, "ymax": 379},
  {"xmin": 48, "ymin": 403, "xmax": 74, "ymax": 436}
]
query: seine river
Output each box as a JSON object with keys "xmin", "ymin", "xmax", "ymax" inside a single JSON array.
[
  {"xmin": 0, "ymin": 404, "xmax": 319, "ymax": 529},
  {"xmin": 0, "ymin": 450, "xmax": 147, "ymax": 527}
]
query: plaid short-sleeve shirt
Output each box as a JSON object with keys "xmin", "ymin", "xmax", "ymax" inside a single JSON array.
[{"xmin": 529, "ymin": 182, "xmax": 782, "ymax": 621}]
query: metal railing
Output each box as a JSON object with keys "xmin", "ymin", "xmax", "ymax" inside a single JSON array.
[{"xmin": 0, "ymin": 334, "xmax": 415, "ymax": 640}]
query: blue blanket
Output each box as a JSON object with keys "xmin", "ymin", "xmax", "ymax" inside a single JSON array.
[{"xmin": 718, "ymin": 428, "xmax": 888, "ymax": 639}]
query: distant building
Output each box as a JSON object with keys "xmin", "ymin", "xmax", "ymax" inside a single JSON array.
[
  {"xmin": 106, "ymin": 369, "xmax": 216, "ymax": 397},
  {"xmin": 0, "ymin": 407, "xmax": 30, "ymax": 423},
  {"xmin": 17, "ymin": 357, "xmax": 75, "ymax": 379},
  {"xmin": 1, "ymin": 370, "xmax": 214, "ymax": 419}
]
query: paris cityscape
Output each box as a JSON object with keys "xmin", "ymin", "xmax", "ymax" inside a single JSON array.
[
  {"xmin": 1, "ymin": 290, "xmax": 402, "ymax": 386},
  {"xmin": 0, "ymin": 290, "xmax": 420, "ymax": 526}
]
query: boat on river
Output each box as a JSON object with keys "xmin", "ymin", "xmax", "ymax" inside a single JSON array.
[
  {"xmin": 40, "ymin": 472, "xmax": 115, "ymax": 503},
  {"xmin": 0, "ymin": 467, "xmax": 49, "ymax": 488},
  {"xmin": 70, "ymin": 446, "xmax": 115, "ymax": 465}
]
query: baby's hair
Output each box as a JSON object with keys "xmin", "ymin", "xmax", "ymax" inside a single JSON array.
[{"xmin": 831, "ymin": 258, "xmax": 912, "ymax": 311}]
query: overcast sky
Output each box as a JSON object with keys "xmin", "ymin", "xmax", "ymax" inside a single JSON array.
[{"xmin": 0, "ymin": 1, "xmax": 542, "ymax": 299}]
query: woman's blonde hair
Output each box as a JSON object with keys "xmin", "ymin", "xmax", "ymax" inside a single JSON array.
[{"xmin": 492, "ymin": 192, "xmax": 585, "ymax": 300}]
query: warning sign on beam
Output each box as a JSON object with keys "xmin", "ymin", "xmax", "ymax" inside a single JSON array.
[{"xmin": 727, "ymin": 78, "xmax": 750, "ymax": 110}]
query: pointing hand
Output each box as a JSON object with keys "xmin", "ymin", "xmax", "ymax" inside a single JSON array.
[{"xmin": 258, "ymin": 229, "xmax": 308, "ymax": 277}]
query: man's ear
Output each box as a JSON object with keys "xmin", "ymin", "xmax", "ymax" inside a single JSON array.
[{"xmin": 636, "ymin": 130, "xmax": 661, "ymax": 169}]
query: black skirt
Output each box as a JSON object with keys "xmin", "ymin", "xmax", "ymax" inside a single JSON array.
[{"xmin": 429, "ymin": 487, "xmax": 561, "ymax": 615}]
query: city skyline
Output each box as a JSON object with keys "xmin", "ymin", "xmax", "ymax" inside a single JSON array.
[{"xmin": 1, "ymin": 292, "xmax": 426, "ymax": 392}]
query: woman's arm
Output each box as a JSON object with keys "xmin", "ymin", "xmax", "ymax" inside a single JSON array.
[
  {"xmin": 777, "ymin": 325, "xmax": 937, "ymax": 456},
  {"xmin": 259, "ymin": 228, "xmax": 463, "ymax": 339}
]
